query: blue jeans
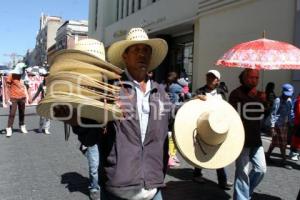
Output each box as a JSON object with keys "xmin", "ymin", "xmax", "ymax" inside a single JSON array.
[
  {"xmin": 233, "ymin": 146, "xmax": 267, "ymax": 200},
  {"xmin": 101, "ymin": 189, "xmax": 163, "ymax": 200},
  {"xmin": 39, "ymin": 116, "xmax": 50, "ymax": 130},
  {"xmin": 85, "ymin": 144, "xmax": 100, "ymax": 192}
]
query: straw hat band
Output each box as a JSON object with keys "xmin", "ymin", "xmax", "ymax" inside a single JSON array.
[
  {"xmin": 47, "ymin": 72, "xmax": 120, "ymax": 93},
  {"xmin": 46, "ymin": 79, "xmax": 119, "ymax": 95},
  {"xmin": 47, "ymin": 82, "xmax": 118, "ymax": 101},
  {"xmin": 50, "ymin": 58, "xmax": 121, "ymax": 80},
  {"xmin": 37, "ymin": 98, "xmax": 122, "ymax": 123}
]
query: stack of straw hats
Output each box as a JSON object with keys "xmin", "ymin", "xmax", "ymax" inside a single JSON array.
[{"xmin": 37, "ymin": 39, "xmax": 124, "ymax": 123}]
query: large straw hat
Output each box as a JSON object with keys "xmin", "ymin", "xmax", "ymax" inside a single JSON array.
[
  {"xmin": 38, "ymin": 38, "xmax": 124, "ymax": 124},
  {"xmin": 49, "ymin": 39, "xmax": 123, "ymax": 75},
  {"xmin": 50, "ymin": 59, "xmax": 121, "ymax": 80},
  {"xmin": 37, "ymin": 71, "xmax": 121, "ymax": 123},
  {"xmin": 37, "ymin": 92, "xmax": 122, "ymax": 123},
  {"xmin": 107, "ymin": 27, "xmax": 168, "ymax": 72},
  {"xmin": 174, "ymin": 98, "xmax": 244, "ymax": 169}
]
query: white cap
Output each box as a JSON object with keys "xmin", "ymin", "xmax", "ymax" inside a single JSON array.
[
  {"xmin": 11, "ymin": 62, "xmax": 26, "ymax": 75},
  {"xmin": 207, "ymin": 70, "xmax": 221, "ymax": 80},
  {"xmin": 39, "ymin": 68, "xmax": 48, "ymax": 75}
]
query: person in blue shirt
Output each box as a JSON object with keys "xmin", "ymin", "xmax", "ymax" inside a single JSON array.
[{"xmin": 266, "ymin": 83, "xmax": 295, "ymax": 169}]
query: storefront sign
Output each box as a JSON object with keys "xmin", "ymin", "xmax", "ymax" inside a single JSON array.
[
  {"xmin": 141, "ymin": 16, "xmax": 167, "ymax": 29},
  {"xmin": 113, "ymin": 30, "xmax": 127, "ymax": 39}
]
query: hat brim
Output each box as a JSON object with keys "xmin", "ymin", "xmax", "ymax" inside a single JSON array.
[
  {"xmin": 49, "ymin": 49, "xmax": 123, "ymax": 75},
  {"xmin": 10, "ymin": 70, "xmax": 22, "ymax": 75},
  {"xmin": 47, "ymin": 81, "xmax": 118, "ymax": 101},
  {"xmin": 47, "ymin": 71, "xmax": 120, "ymax": 94},
  {"xmin": 37, "ymin": 93, "xmax": 122, "ymax": 123},
  {"xmin": 50, "ymin": 59, "xmax": 121, "ymax": 80},
  {"xmin": 174, "ymin": 99, "xmax": 244, "ymax": 169},
  {"xmin": 107, "ymin": 39, "xmax": 168, "ymax": 72}
]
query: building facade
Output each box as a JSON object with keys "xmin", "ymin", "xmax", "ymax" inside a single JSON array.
[
  {"xmin": 24, "ymin": 48, "xmax": 37, "ymax": 67},
  {"xmin": 89, "ymin": 0, "xmax": 300, "ymax": 94},
  {"xmin": 35, "ymin": 14, "xmax": 64, "ymax": 67},
  {"xmin": 48, "ymin": 20, "xmax": 89, "ymax": 58}
]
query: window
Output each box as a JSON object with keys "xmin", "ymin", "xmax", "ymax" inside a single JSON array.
[
  {"xmin": 94, "ymin": 0, "xmax": 98, "ymax": 30},
  {"xmin": 132, "ymin": 0, "xmax": 135, "ymax": 13},
  {"xmin": 152, "ymin": 0, "xmax": 156, "ymax": 2},
  {"xmin": 138, "ymin": 0, "xmax": 141, "ymax": 10},
  {"xmin": 126, "ymin": 0, "xmax": 129, "ymax": 16},
  {"xmin": 116, "ymin": 0, "xmax": 119, "ymax": 20},
  {"xmin": 121, "ymin": 0, "xmax": 124, "ymax": 18}
]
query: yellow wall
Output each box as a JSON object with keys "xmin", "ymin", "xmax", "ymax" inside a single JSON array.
[{"xmin": 193, "ymin": 0, "xmax": 296, "ymax": 94}]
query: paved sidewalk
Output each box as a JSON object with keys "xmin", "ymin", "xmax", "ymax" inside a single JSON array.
[{"xmin": 0, "ymin": 106, "xmax": 299, "ymax": 200}]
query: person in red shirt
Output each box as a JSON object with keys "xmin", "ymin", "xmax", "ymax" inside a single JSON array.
[
  {"xmin": 291, "ymin": 93, "xmax": 300, "ymax": 161},
  {"xmin": 5, "ymin": 62, "xmax": 29, "ymax": 137}
]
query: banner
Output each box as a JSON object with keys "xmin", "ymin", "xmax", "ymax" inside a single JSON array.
[
  {"xmin": 27, "ymin": 75, "xmax": 44, "ymax": 105},
  {"xmin": 1, "ymin": 75, "xmax": 44, "ymax": 108},
  {"xmin": 1, "ymin": 76, "xmax": 9, "ymax": 108}
]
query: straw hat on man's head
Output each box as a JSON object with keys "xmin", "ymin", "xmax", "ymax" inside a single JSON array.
[
  {"xmin": 174, "ymin": 98, "xmax": 244, "ymax": 169},
  {"xmin": 107, "ymin": 27, "xmax": 168, "ymax": 72}
]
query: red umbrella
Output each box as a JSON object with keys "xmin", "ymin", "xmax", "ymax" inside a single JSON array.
[{"xmin": 216, "ymin": 38, "xmax": 300, "ymax": 70}]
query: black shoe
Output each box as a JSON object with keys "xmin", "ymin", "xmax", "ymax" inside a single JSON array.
[
  {"xmin": 90, "ymin": 190, "xmax": 100, "ymax": 200},
  {"xmin": 219, "ymin": 181, "xmax": 233, "ymax": 190},
  {"xmin": 266, "ymin": 157, "xmax": 274, "ymax": 164}
]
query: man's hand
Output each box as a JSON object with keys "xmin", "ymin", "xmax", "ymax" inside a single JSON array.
[
  {"xmin": 53, "ymin": 105, "xmax": 78, "ymax": 126},
  {"xmin": 196, "ymin": 95, "xmax": 207, "ymax": 101}
]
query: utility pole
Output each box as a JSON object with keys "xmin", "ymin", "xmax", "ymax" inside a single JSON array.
[{"xmin": 3, "ymin": 53, "xmax": 24, "ymax": 67}]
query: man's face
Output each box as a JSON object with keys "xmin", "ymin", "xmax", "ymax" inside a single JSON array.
[
  {"xmin": 122, "ymin": 44, "xmax": 152, "ymax": 74},
  {"xmin": 206, "ymin": 73, "xmax": 220, "ymax": 89},
  {"xmin": 243, "ymin": 69, "xmax": 259, "ymax": 88}
]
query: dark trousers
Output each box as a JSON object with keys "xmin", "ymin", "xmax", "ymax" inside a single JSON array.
[
  {"xmin": 7, "ymin": 98, "xmax": 26, "ymax": 128},
  {"xmin": 194, "ymin": 167, "xmax": 228, "ymax": 184}
]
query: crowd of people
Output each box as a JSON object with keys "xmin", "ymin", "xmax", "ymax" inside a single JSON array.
[
  {"xmin": 1, "ymin": 27, "xmax": 299, "ymax": 200},
  {"xmin": 1, "ymin": 63, "xmax": 50, "ymax": 137}
]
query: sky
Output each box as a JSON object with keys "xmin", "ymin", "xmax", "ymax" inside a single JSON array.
[{"xmin": 0, "ymin": 0, "xmax": 88, "ymax": 65}]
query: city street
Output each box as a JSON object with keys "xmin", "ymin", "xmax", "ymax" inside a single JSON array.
[{"xmin": 0, "ymin": 106, "xmax": 299, "ymax": 200}]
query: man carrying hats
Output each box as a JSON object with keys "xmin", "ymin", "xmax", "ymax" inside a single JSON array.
[
  {"xmin": 229, "ymin": 69, "xmax": 267, "ymax": 200},
  {"xmin": 266, "ymin": 83, "xmax": 295, "ymax": 169},
  {"xmin": 54, "ymin": 28, "xmax": 171, "ymax": 200},
  {"xmin": 193, "ymin": 69, "xmax": 233, "ymax": 190},
  {"xmin": 5, "ymin": 62, "xmax": 30, "ymax": 137}
]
